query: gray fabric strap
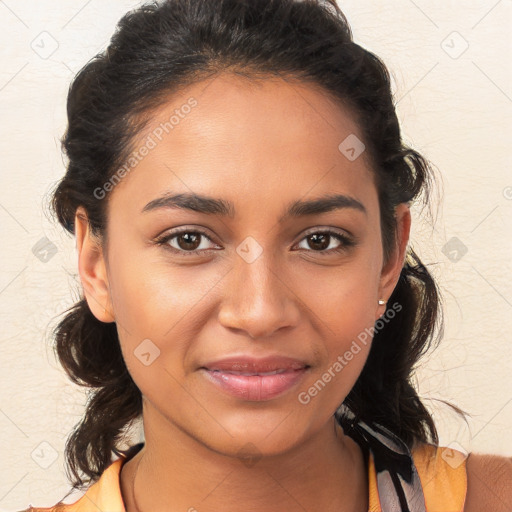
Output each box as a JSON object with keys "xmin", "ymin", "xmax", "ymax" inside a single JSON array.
[{"xmin": 336, "ymin": 405, "xmax": 427, "ymax": 512}]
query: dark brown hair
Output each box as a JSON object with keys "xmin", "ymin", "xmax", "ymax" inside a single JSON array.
[{"xmin": 49, "ymin": 0, "xmax": 468, "ymax": 491}]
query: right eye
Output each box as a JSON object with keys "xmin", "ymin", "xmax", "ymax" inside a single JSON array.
[{"xmin": 154, "ymin": 228, "xmax": 221, "ymax": 256}]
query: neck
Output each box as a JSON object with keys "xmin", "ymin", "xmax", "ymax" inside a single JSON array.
[{"xmin": 120, "ymin": 404, "xmax": 368, "ymax": 512}]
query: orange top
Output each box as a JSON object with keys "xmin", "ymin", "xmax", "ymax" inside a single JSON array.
[
  {"xmin": 24, "ymin": 443, "xmax": 467, "ymax": 512},
  {"xmin": 368, "ymin": 443, "xmax": 467, "ymax": 511}
]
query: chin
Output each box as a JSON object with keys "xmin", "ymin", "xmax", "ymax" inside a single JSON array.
[{"xmin": 199, "ymin": 420, "xmax": 306, "ymax": 460}]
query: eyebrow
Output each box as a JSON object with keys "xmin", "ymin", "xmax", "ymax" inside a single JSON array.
[{"xmin": 141, "ymin": 192, "xmax": 367, "ymax": 221}]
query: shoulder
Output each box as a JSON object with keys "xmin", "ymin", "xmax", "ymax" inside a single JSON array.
[
  {"xmin": 410, "ymin": 442, "xmax": 512, "ymax": 512},
  {"xmin": 464, "ymin": 451, "xmax": 512, "ymax": 512},
  {"xmin": 20, "ymin": 445, "xmax": 143, "ymax": 512},
  {"xmin": 19, "ymin": 456, "xmax": 128, "ymax": 512}
]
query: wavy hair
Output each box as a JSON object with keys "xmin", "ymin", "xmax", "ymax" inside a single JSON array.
[{"xmin": 48, "ymin": 0, "xmax": 468, "ymax": 491}]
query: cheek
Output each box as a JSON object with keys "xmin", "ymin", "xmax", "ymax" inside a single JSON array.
[
  {"xmin": 321, "ymin": 303, "xmax": 375, "ymax": 390},
  {"xmin": 107, "ymin": 250, "xmax": 223, "ymax": 386},
  {"xmin": 297, "ymin": 249, "xmax": 381, "ymax": 381},
  {"xmin": 108, "ymin": 241, "xmax": 214, "ymax": 336},
  {"xmin": 298, "ymin": 254, "xmax": 381, "ymax": 331}
]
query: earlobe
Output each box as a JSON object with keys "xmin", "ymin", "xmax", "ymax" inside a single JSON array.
[
  {"xmin": 74, "ymin": 207, "xmax": 115, "ymax": 323},
  {"xmin": 376, "ymin": 203, "xmax": 411, "ymax": 317}
]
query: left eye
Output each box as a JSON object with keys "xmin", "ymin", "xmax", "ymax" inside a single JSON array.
[{"xmin": 295, "ymin": 231, "xmax": 353, "ymax": 254}]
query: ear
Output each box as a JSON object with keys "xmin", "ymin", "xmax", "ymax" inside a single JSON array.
[
  {"xmin": 376, "ymin": 203, "xmax": 411, "ymax": 320},
  {"xmin": 74, "ymin": 206, "xmax": 115, "ymax": 323}
]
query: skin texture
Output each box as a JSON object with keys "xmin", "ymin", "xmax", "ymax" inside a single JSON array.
[
  {"xmin": 74, "ymin": 73, "xmax": 411, "ymax": 512},
  {"xmin": 464, "ymin": 452, "xmax": 512, "ymax": 512}
]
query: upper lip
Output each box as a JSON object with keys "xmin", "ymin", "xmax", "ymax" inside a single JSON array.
[{"xmin": 201, "ymin": 355, "xmax": 309, "ymax": 373}]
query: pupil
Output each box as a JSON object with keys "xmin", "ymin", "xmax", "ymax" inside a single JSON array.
[
  {"xmin": 309, "ymin": 233, "xmax": 329, "ymax": 250},
  {"xmin": 179, "ymin": 233, "xmax": 200, "ymax": 250}
]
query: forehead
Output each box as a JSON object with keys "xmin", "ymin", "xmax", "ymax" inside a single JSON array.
[{"xmin": 106, "ymin": 72, "xmax": 376, "ymax": 219}]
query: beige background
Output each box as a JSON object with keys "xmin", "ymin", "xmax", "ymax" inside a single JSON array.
[{"xmin": 0, "ymin": 0, "xmax": 511, "ymax": 509}]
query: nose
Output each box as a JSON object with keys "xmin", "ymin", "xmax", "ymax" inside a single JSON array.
[{"xmin": 217, "ymin": 250, "xmax": 301, "ymax": 339}]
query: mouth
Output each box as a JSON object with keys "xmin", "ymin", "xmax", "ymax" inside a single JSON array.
[
  {"xmin": 208, "ymin": 368, "xmax": 296, "ymax": 376},
  {"xmin": 199, "ymin": 358, "xmax": 310, "ymax": 401}
]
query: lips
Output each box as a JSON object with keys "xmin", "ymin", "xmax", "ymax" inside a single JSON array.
[
  {"xmin": 200, "ymin": 356, "xmax": 310, "ymax": 401},
  {"xmin": 202, "ymin": 355, "xmax": 308, "ymax": 372}
]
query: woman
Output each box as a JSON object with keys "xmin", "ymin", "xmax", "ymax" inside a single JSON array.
[{"xmin": 23, "ymin": 0, "xmax": 511, "ymax": 511}]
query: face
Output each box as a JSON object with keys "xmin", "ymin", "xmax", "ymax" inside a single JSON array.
[{"xmin": 75, "ymin": 73, "xmax": 410, "ymax": 457}]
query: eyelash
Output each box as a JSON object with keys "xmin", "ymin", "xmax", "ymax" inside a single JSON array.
[{"xmin": 154, "ymin": 227, "xmax": 356, "ymax": 257}]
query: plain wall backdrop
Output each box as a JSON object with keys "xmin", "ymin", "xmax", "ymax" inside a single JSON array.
[{"xmin": 0, "ymin": 0, "xmax": 511, "ymax": 509}]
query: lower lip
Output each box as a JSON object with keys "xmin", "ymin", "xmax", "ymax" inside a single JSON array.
[{"xmin": 201, "ymin": 368, "xmax": 309, "ymax": 401}]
